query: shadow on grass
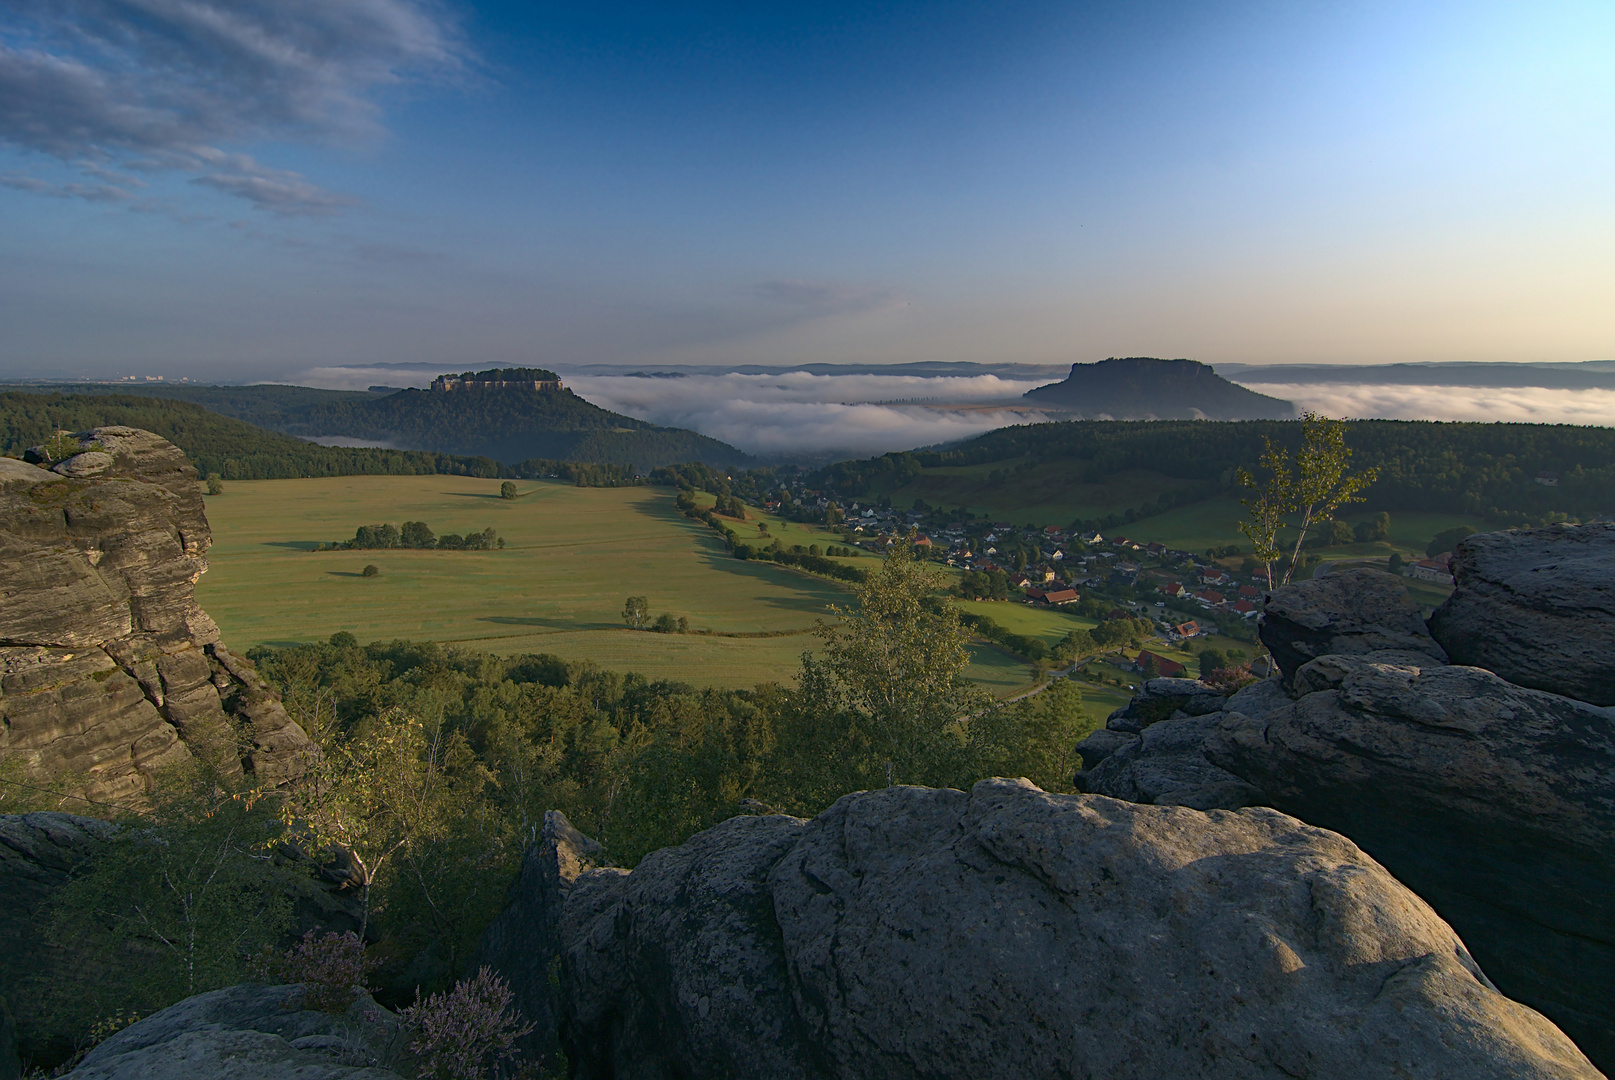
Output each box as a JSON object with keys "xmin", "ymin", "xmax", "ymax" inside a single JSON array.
[
  {"xmin": 264, "ymin": 540, "xmax": 325, "ymax": 551},
  {"xmin": 325, "ymin": 571, "xmax": 374, "ymax": 578},
  {"xmin": 479, "ymin": 616, "xmax": 615, "ymax": 631}
]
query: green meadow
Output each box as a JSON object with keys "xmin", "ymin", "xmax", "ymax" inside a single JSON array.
[{"xmin": 194, "ymin": 475, "xmax": 1036, "ymax": 695}]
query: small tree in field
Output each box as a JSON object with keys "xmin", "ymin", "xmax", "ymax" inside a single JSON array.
[
  {"xmin": 622, "ymin": 596, "xmax": 649, "ymax": 630},
  {"xmin": 499, "ymin": 481, "xmax": 518, "ymax": 500},
  {"xmin": 205, "ymin": 473, "xmax": 224, "ymax": 495}
]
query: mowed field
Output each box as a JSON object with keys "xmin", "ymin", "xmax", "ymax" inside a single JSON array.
[{"xmin": 194, "ymin": 475, "xmax": 1033, "ymax": 695}]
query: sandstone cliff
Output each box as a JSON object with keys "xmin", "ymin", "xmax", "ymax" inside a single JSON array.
[
  {"xmin": 1, "ymin": 428, "xmax": 313, "ymax": 808},
  {"xmin": 1075, "ymin": 531, "xmax": 1615, "ymax": 1071}
]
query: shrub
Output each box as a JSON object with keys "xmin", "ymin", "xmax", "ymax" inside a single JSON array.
[
  {"xmin": 252, "ymin": 930, "xmax": 376, "ymax": 1013},
  {"xmin": 1203, "ymin": 667, "xmax": 1258, "ymax": 694},
  {"xmin": 362, "ymin": 564, "xmax": 380, "ymax": 578},
  {"xmin": 499, "ymin": 481, "xmax": 518, "ymax": 500},
  {"xmin": 399, "ymin": 966, "xmax": 533, "ymax": 1080},
  {"xmin": 205, "ymin": 472, "xmax": 224, "ymax": 495}
]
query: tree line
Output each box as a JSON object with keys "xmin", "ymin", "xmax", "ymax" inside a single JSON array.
[
  {"xmin": 322, "ymin": 522, "xmax": 503, "ymax": 551},
  {"xmin": 809, "ymin": 418, "xmax": 1615, "ymax": 526}
]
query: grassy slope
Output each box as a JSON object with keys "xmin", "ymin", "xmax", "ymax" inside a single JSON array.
[{"xmin": 195, "ymin": 475, "xmax": 1032, "ymax": 695}]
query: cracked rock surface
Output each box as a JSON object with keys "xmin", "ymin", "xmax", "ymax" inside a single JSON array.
[{"xmin": 498, "ymin": 780, "xmax": 1599, "ymax": 1079}]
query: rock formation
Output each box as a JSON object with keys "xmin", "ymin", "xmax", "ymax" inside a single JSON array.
[
  {"xmin": 1, "ymin": 428, "xmax": 313, "ymax": 808},
  {"xmin": 478, "ymin": 781, "xmax": 1598, "ymax": 1079},
  {"xmin": 61, "ymin": 983, "xmax": 404, "ymax": 1080},
  {"xmin": 1077, "ymin": 545, "xmax": 1615, "ymax": 1071},
  {"xmin": 470, "ymin": 810, "xmax": 601, "ymax": 1071},
  {"xmin": 1428, "ymin": 523, "xmax": 1615, "ymax": 705}
]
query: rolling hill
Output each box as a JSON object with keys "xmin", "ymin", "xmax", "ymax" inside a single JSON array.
[{"xmin": 0, "ymin": 379, "xmax": 751, "ymax": 469}]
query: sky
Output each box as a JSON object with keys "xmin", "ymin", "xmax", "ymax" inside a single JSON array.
[{"xmin": 2, "ymin": 0, "xmax": 1613, "ymax": 386}]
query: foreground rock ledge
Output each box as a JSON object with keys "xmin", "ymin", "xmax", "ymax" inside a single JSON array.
[{"xmin": 483, "ymin": 780, "xmax": 1600, "ymax": 1080}]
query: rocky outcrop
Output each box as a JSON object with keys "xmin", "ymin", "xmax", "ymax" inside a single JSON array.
[
  {"xmin": 1429, "ymin": 523, "xmax": 1615, "ymax": 706},
  {"xmin": 62, "ymin": 983, "xmax": 404, "ymax": 1080},
  {"xmin": 1, "ymin": 428, "xmax": 313, "ymax": 807},
  {"xmin": 1207, "ymin": 657, "xmax": 1615, "ymax": 1071},
  {"xmin": 1075, "ymin": 553, "xmax": 1615, "ymax": 1070},
  {"xmin": 481, "ymin": 780, "xmax": 1599, "ymax": 1078},
  {"xmin": 470, "ymin": 810, "xmax": 600, "ymax": 1071},
  {"xmin": 1072, "ymin": 676, "xmax": 1263, "ymax": 809},
  {"xmin": 1259, "ymin": 567, "xmax": 1446, "ymax": 685}
]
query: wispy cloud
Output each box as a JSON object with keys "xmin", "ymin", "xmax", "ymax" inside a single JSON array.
[
  {"xmin": 1238, "ymin": 382, "xmax": 1615, "ymax": 426},
  {"xmin": 0, "ymin": 0, "xmax": 466, "ymax": 213}
]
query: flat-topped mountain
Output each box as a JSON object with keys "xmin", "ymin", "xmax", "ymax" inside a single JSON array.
[{"xmin": 1023, "ymin": 356, "xmax": 1296, "ymax": 420}]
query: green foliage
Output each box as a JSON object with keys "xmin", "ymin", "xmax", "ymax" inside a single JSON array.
[
  {"xmin": 0, "ymin": 392, "xmax": 509, "ymax": 480},
  {"xmin": 45, "ymin": 765, "xmax": 296, "ymax": 1036},
  {"xmin": 812, "ymin": 418, "xmax": 1615, "ymax": 531},
  {"xmin": 1239, "ymin": 413, "xmax": 1378, "ymax": 587},
  {"xmin": 1355, "ymin": 511, "xmax": 1391, "ymax": 542},
  {"xmin": 335, "ymin": 523, "xmax": 498, "ymax": 551},
  {"xmin": 499, "ymin": 481, "xmax": 518, "ymax": 500},
  {"xmin": 205, "ymin": 472, "xmax": 224, "ymax": 495},
  {"xmin": 363, "ymin": 564, "xmax": 380, "ymax": 578},
  {"xmin": 957, "ymin": 569, "xmax": 1010, "ymax": 600},
  {"xmin": 1197, "ymin": 648, "xmax": 1227, "ymax": 679},
  {"xmin": 1388, "ymin": 551, "xmax": 1405, "ymax": 573},
  {"xmin": 807, "ymin": 542, "xmax": 993, "ymax": 787},
  {"xmin": 1427, "ymin": 525, "xmax": 1477, "ymax": 558},
  {"xmin": 622, "ymin": 596, "xmax": 649, "ymax": 630},
  {"xmin": 0, "ymin": 382, "xmax": 748, "ymax": 470}
]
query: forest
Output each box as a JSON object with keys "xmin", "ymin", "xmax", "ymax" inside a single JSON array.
[
  {"xmin": 0, "ymin": 393, "xmax": 509, "ymax": 481},
  {"xmin": 811, "ymin": 418, "xmax": 1615, "ymax": 526},
  {"xmin": 4, "ymin": 545, "xmax": 1090, "ymax": 1065},
  {"xmin": 0, "ymin": 381, "xmax": 751, "ymax": 469}
]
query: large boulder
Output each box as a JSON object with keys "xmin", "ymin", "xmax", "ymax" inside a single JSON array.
[
  {"xmin": 1080, "ymin": 711, "xmax": 1265, "ymax": 809},
  {"xmin": 540, "ymin": 779, "xmax": 1599, "ymax": 1079},
  {"xmin": 0, "ymin": 428, "xmax": 313, "ymax": 806},
  {"xmin": 62, "ymin": 983, "xmax": 404, "ymax": 1080},
  {"xmin": 1209, "ymin": 658, "xmax": 1615, "ymax": 1070},
  {"xmin": 1259, "ymin": 568, "xmax": 1446, "ymax": 686},
  {"xmin": 1429, "ymin": 523, "xmax": 1615, "ymax": 706},
  {"xmin": 1102, "ymin": 676, "xmax": 1227, "ymax": 732}
]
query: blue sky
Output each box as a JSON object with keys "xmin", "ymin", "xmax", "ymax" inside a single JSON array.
[{"xmin": 1, "ymin": 0, "xmax": 1611, "ymax": 380}]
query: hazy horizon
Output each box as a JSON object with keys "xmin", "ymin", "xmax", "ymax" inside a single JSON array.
[{"xmin": 3, "ymin": 2, "xmax": 1612, "ymax": 381}]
